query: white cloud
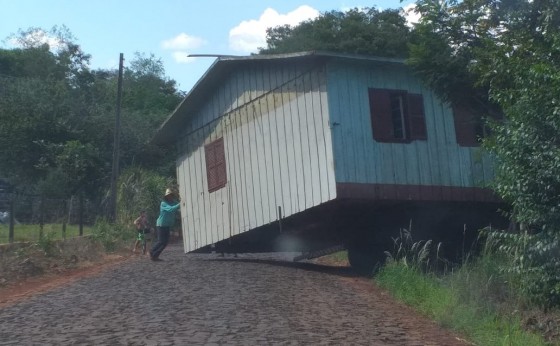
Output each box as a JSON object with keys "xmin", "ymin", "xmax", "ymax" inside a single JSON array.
[
  {"xmin": 162, "ymin": 33, "xmax": 206, "ymax": 50},
  {"xmin": 161, "ymin": 33, "xmax": 206, "ymax": 64},
  {"xmin": 172, "ymin": 51, "xmax": 196, "ymax": 63},
  {"xmin": 403, "ymin": 3, "xmax": 421, "ymax": 27},
  {"xmin": 229, "ymin": 5, "xmax": 320, "ymax": 53}
]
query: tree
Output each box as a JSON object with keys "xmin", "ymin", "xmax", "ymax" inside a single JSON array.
[
  {"xmin": 0, "ymin": 26, "xmax": 94, "ymax": 189},
  {"xmin": 477, "ymin": 1, "xmax": 560, "ymax": 229},
  {"xmin": 410, "ymin": 0, "xmax": 560, "ymax": 306},
  {"xmin": 259, "ymin": 7, "xmax": 412, "ymax": 58},
  {"xmin": 0, "ymin": 28, "xmax": 182, "ymax": 200},
  {"xmin": 122, "ymin": 54, "xmax": 182, "ymax": 175},
  {"xmin": 407, "ymin": 0, "xmax": 507, "ymax": 117},
  {"xmin": 410, "ymin": 0, "xmax": 560, "ymax": 228},
  {"xmin": 0, "ymin": 49, "xmax": 73, "ymax": 186}
]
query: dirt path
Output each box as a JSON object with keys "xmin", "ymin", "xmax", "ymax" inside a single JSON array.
[{"xmin": 0, "ymin": 244, "xmax": 469, "ymax": 345}]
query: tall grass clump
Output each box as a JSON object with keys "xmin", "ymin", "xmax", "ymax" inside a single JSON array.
[
  {"xmin": 93, "ymin": 168, "xmax": 172, "ymax": 252},
  {"xmin": 375, "ymin": 227, "xmax": 547, "ymax": 346},
  {"xmin": 379, "ymin": 228, "xmax": 455, "ymax": 317},
  {"xmin": 91, "ymin": 217, "xmax": 133, "ymax": 252},
  {"xmin": 116, "ymin": 167, "xmax": 174, "ymax": 228},
  {"xmin": 384, "ymin": 228, "xmax": 443, "ymax": 272}
]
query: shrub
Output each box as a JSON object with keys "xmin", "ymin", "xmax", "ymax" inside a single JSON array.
[
  {"xmin": 483, "ymin": 228, "xmax": 560, "ymax": 309},
  {"xmin": 35, "ymin": 230, "xmax": 57, "ymax": 256},
  {"xmin": 91, "ymin": 218, "xmax": 133, "ymax": 252}
]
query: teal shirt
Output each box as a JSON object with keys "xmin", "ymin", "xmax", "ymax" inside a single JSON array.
[{"xmin": 156, "ymin": 200, "xmax": 181, "ymax": 227}]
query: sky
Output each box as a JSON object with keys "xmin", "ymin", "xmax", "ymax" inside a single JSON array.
[{"xmin": 0, "ymin": 0, "xmax": 417, "ymax": 93}]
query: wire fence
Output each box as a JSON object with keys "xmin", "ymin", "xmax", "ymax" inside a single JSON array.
[{"xmin": 0, "ymin": 192, "xmax": 102, "ymax": 244}]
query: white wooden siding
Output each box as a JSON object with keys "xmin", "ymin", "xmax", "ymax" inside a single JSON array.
[{"xmin": 176, "ymin": 63, "xmax": 336, "ymax": 252}]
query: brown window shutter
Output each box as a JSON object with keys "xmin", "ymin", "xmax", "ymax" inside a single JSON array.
[
  {"xmin": 452, "ymin": 105, "xmax": 479, "ymax": 147},
  {"xmin": 215, "ymin": 138, "xmax": 227, "ymax": 186},
  {"xmin": 204, "ymin": 142, "xmax": 217, "ymax": 191},
  {"xmin": 369, "ymin": 88, "xmax": 393, "ymax": 142},
  {"xmin": 205, "ymin": 137, "xmax": 227, "ymax": 192},
  {"xmin": 408, "ymin": 93, "xmax": 427, "ymax": 140},
  {"xmin": 205, "ymin": 143, "xmax": 216, "ymax": 166}
]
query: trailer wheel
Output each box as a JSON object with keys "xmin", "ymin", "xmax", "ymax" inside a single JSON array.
[{"xmin": 347, "ymin": 244, "xmax": 384, "ymax": 276}]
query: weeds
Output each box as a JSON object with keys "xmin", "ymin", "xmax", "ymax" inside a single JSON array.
[
  {"xmin": 374, "ymin": 227, "xmax": 547, "ymax": 346},
  {"xmin": 91, "ymin": 218, "xmax": 133, "ymax": 252},
  {"xmin": 35, "ymin": 230, "xmax": 57, "ymax": 256},
  {"xmin": 385, "ymin": 228, "xmax": 446, "ymax": 273}
]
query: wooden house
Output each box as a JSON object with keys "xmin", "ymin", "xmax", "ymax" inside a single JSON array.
[{"xmin": 154, "ymin": 51, "xmax": 504, "ymax": 271}]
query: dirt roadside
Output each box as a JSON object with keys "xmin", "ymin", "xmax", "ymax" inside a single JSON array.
[
  {"xmin": 0, "ymin": 254, "xmax": 133, "ymax": 308},
  {"xmin": 0, "ymin": 237, "xmax": 134, "ymax": 308}
]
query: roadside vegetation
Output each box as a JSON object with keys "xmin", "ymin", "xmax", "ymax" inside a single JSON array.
[
  {"xmin": 376, "ymin": 262, "xmax": 546, "ymax": 346},
  {"xmin": 371, "ymin": 228, "xmax": 558, "ymax": 346},
  {"xmin": 0, "ymin": 223, "xmax": 92, "ymax": 243},
  {"xmin": 0, "ymin": 167, "xmax": 171, "ymax": 289},
  {"xmin": 324, "ymin": 227, "xmax": 558, "ymax": 345}
]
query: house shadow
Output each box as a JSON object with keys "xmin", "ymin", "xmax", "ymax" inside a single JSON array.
[{"xmin": 204, "ymin": 255, "xmax": 358, "ymax": 278}]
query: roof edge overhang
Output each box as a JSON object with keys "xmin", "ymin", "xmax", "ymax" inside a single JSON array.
[{"xmin": 152, "ymin": 51, "xmax": 406, "ymax": 146}]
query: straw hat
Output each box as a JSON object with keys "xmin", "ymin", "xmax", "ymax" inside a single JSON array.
[{"xmin": 164, "ymin": 188, "xmax": 174, "ymax": 197}]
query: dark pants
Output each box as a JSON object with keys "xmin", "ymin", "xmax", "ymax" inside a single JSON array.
[{"xmin": 150, "ymin": 226, "xmax": 170, "ymax": 258}]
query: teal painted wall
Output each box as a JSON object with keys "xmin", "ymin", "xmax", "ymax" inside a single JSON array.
[{"xmin": 326, "ymin": 59, "xmax": 494, "ymax": 188}]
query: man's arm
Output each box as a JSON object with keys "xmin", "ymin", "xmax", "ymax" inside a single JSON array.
[{"xmin": 161, "ymin": 202, "xmax": 181, "ymax": 212}]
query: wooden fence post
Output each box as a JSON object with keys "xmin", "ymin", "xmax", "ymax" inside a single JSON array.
[
  {"xmin": 8, "ymin": 196, "xmax": 14, "ymax": 243},
  {"xmin": 39, "ymin": 196, "xmax": 44, "ymax": 239},
  {"xmin": 62, "ymin": 199, "xmax": 67, "ymax": 240},
  {"xmin": 79, "ymin": 193, "xmax": 84, "ymax": 236}
]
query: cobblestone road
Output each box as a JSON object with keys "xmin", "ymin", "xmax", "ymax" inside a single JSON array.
[{"xmin": 0, "ymin": 244, "xmax": 466, "ymax": 345}]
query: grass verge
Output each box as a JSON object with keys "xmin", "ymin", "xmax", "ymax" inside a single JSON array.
[
  {"xmin": 375, "ymin": 261, "xmax": 547, "ymax": 346},
  {"xmin": 0, "ymin": 223, "xmax": 92, "ymax": 243}
]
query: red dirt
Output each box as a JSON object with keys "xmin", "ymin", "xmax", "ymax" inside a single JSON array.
[{"xmin": 0, "ymin": 254, "xmax": 133, "ymax": 308}]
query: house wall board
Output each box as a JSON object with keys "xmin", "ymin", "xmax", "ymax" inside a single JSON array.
[
  {"xmin": 326, "ymin": 60, "xmax": 493, "ymax": 189},
  {"xmin": 176, "ymin": 62, "xmax": 336, "ymax": 252}
]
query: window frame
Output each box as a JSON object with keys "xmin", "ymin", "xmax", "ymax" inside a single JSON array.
[{"xmin": 368, "ymin": 88, "xmax": 427, "ymax": 143}]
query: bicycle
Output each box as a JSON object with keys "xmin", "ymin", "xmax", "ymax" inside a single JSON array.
[{"xmin": 133, "ymin": 228, "xmax": 153, "ymax": 255}]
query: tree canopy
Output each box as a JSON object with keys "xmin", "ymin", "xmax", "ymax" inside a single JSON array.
[
  {"xmin": 0, "ymin": 27, "xmax": 183, "ymax": 200},
  {"xmin": 408, "ymin": 0, "xmax": 560, "ymax": 306},
  {"xmin": 409, "ymin": 0, "xmax": 560, "ymax": 229},
  {"xmin": 259, "ymin": 7, "xmax": 412, "ymax": 58}
]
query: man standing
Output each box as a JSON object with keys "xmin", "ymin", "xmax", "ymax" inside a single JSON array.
[{"xmin": 150, "ymin": 188, "xmax": 180, "ymax": 261}]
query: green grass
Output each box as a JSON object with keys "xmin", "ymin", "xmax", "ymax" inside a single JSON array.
[
  {"xmin": 329, "ymin": 250, "xmax": 349, "ymax": 263},
  {"xmin": 375, "ymin": 262, "xmax": 546, "ymax": 346},
  {"xmin": 0, "ymin": 223, "xmax": 92, "ymax": 243}
]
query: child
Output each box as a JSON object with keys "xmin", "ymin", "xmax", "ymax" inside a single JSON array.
[{"xmin": 132, "ymin": 211, "xmax": 152, "ymax": 254}]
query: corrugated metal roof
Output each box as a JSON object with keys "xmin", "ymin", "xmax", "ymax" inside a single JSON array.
[{"xmin": 153, "ymin": 51, "xmax": 406, "ymax": 145}]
